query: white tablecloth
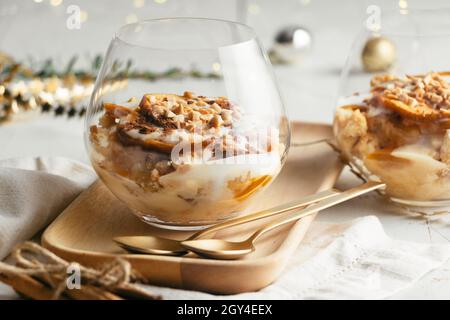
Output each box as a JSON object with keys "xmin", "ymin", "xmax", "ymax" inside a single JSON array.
[{"xmin": 1, "ymin": 156, "xmax": 449, "ymax": 300}]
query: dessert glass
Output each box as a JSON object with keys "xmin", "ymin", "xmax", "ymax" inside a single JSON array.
[
  {"xmin": 334, "ymin": 9, "xmax": 450, "ymax": 207},
  {"xmin": 85, "ymin": 18, "xmax": 290, "ymax": 230}
]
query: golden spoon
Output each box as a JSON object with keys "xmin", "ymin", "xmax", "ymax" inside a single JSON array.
[
  {"xmin": 114, "ymin": 188, "xmax": 340, "ymax": 256},
  {"xmin": 115, "ymin": 181, "xmax": 384, "ymax": 257},
  {"xmin": 181, "ymin": 181, "xmax": 385, "ymax": 260}
]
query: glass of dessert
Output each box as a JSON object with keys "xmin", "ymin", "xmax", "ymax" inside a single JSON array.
[
  {"xmin": 334, "ymin": 9, "xmax": 450, "ymax": 207},
  {"xmin": 85, "ymin": 18, "xmax": 290, "ymax": 230}
]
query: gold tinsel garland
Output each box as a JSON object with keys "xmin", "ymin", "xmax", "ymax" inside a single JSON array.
[{"xmin": 0, "ymin": 52, "xmax": 221, "ymax": 123}]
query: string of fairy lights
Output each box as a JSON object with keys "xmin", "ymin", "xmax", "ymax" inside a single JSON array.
[
  {"xmin": 27, "ymin": 0, "xmax": 285, "ymax": 25},
  {"xmin": 28, "ymin": 0, "xmax": 409, "ymax": 20}
]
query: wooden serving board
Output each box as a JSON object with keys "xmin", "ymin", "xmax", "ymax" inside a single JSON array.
[{"xmin": 42, "ymin": 122, "xmax": 343, "ymax": 294}]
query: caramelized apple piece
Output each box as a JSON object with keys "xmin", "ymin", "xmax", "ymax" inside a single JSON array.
[
  {"xmin": 377, "ymin": 96, "xmax": 441, "ymax": 121},
  {"xmin": 228, "ymin": 175, "xmax": 272, "ymax": 201},
  {"xmin": 366, "ymin": 149, "xmax": 411, "ymax": 165}
]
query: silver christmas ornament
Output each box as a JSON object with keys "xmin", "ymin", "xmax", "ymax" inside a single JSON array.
[{"xmin": 270, "ymin": 25, "xmax": 312, "ymax": 64}]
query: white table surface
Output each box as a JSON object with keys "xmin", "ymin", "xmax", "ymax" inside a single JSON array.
[{"xmin": 1, "ymin": 0, "xmax": 450, "ymax": 300}]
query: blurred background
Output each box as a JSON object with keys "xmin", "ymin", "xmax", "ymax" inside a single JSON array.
[
  {"xmin": 0, "ymin": 0, "xmax": 449, "ymax": 160},
  {"xmin": 1, "ymin": 0, "xmax": 449, "ymax": 120}
]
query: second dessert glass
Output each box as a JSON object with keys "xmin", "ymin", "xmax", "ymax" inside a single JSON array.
[
  {"xmin": 85, "ymin": 18, "xmax": 290, "ymax": 230},
  {"xmin": 334, "ymin": 9, "xmax": 450, "ymax": 208}
]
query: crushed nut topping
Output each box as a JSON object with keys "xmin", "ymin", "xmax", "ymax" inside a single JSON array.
[
  {"xmin": 138, "ymin": 92, "xmax": 239, "ymax": 130},
  {"xmin": 367, "ymin": 72, "xmax": 450, "ymax": 121},
  {"xmin": 90, "ymin": 92, "xmax": 267, "ymax": 160}
]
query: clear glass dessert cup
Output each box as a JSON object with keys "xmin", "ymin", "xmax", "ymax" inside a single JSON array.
[
  {"xmin": 334, "ymin": 9, "xmax": 450, "ymax": 208},
  {"xmin": 84, "ymin": 18, "xmax": 290, "ymax": 230}
]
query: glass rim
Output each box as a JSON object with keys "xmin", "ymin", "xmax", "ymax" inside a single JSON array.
[{"xmin": 114, "ymin": 17, "xmax": 257, "ymax": 51}]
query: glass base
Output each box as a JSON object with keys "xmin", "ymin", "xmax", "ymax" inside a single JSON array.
[
  {"xmin": 388, "ymin": 196, "xmax": 450, "ymax": 217},
  {"xmin": 390, "ymin": 197, "xmax": 450, "ymax": 208},
  {"xmin": 346, "ymin": 161, "xmax": 450, "ymax": 212},
  {"xmin": 140, "ymin": 215, "xmax": 216, "ymax": 231}
]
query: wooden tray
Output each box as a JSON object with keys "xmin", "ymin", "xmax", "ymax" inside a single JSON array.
[{"xmin": 42, "ymin": 122, "xmax": 343, "ymax": 294}]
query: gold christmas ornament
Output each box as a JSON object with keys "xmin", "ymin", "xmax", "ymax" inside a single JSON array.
[{"xmin": 361, "ymin": 37, "xmax": 396, "ymax": 72}]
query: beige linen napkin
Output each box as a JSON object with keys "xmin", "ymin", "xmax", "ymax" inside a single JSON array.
[
  {"xmin": 0, "ymin": 157, "xmax": 449, "ymax": 299},
  {"xmin": 0, "ymin": 157, "xmax": 96, "ymax": 260}
]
